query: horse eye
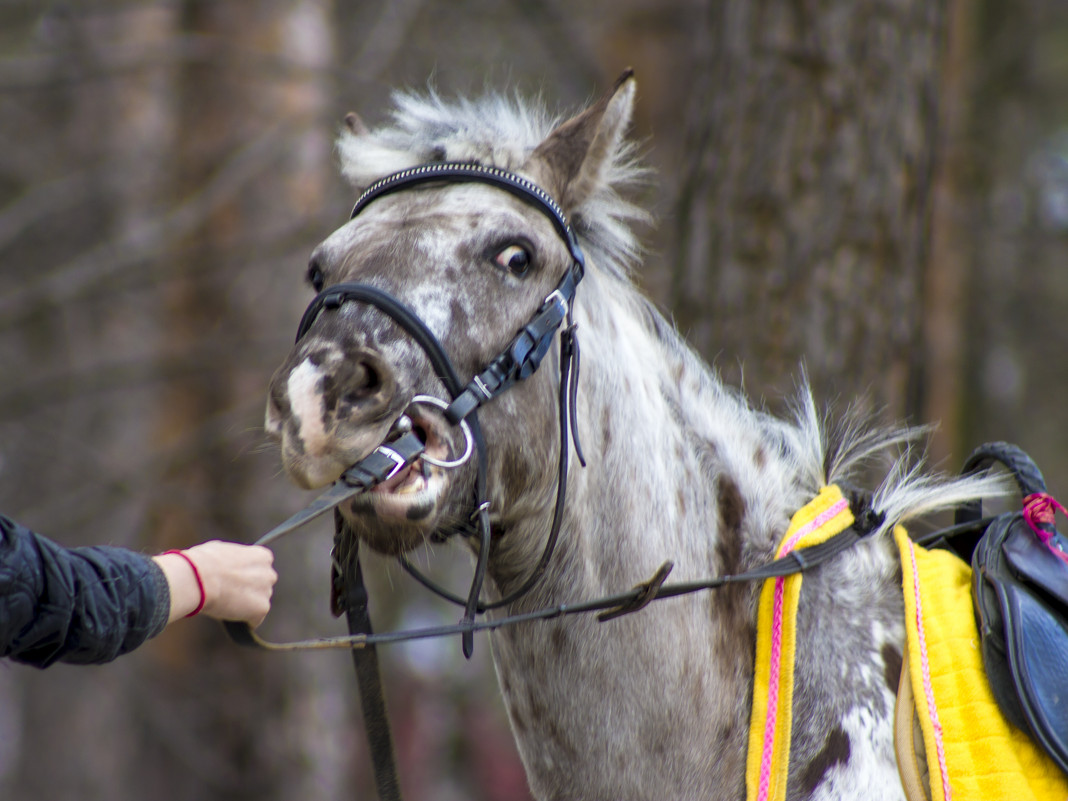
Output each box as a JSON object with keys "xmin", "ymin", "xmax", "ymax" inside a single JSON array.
[
  {"xmin": 494, "ymin": 244, "xmax": 531, "ymax": 277},
  {"xmin": 306, "ymin": 263, "xmax": 325, "ymax": 292}
]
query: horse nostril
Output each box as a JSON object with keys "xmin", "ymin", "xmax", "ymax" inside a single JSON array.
[{"xmin": 344, "ymin": 361, "xmax": 383, "ymax": 403}]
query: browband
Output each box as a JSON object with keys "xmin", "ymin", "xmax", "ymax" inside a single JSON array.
[{"xmin": 350, "ymin": 162, "xmax": 585, "ymax": 276}]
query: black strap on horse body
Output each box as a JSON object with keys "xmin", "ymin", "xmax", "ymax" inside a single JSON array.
[
  {"xmin": 334, "ymin": 513, "xmax": 403, "ymax": 801},
  {"xmin": 348, "ymin": 163, "xmax": 586, "ymax": 271},
  {"xmin": 296, "ymin": 284, "xmax": 465, "ymax": 392},
  {"xmin": 444, "ymin": 264, "xmax": 582, "ymax": 425},
  {"xmin": 228, "ymin": 490, "xmax": 883, "ymax": 651}
]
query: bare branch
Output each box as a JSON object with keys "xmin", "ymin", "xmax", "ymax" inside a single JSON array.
[
  {"xmin": 0, "ymin": 128, "xmax": 288, "ymax": 329},
  {"xmin": 0, "ymin": 169, "xmax": 100, "ymax": 251}
]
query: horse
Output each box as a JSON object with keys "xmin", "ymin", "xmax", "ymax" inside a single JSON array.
[{"xmin": 264, "ymin": 72, "xmax": 1003, "ymax": 800}]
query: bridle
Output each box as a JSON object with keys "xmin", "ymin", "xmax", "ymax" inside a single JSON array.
[
  {"xmin": 296, "ymin": 163, "xmax": 589, "ymax": 653},
  {"xmin": 225, "ymin": 162, "xmax": 886, "ymax": 800}
]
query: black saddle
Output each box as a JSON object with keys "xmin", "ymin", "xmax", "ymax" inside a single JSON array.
[{"xmin": 952, "ymin": 442, "xmax": 1068, "ymax": 774}]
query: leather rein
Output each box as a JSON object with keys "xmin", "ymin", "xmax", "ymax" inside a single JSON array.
[{"xmin": 225, "ymin": 162, "xmax": 885, "ymax": 800}]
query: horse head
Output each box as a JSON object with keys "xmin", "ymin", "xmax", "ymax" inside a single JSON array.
[{"xmin": 265, "ymin": 73, "xmax": 641, "ymax": 560}]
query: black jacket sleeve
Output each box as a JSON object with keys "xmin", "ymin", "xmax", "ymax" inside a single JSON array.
[{"xmin": 0, "ymin": 514, "xmax": 170, "ymax": 667}]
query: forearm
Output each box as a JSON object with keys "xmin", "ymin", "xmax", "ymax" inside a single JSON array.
[
  {"xmin": 1, "ymin": 514, "xmax": 276, "ymax": 669},
  {"xmin": 1, "ymin": 515, "xmax": 169, "ymax": 667}
]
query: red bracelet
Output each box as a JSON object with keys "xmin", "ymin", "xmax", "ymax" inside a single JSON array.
[{"xmin": 162, "ymin": 549, "xmax": 206, "ymax": 617}]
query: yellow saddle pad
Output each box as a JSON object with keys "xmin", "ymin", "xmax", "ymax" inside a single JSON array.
[
  {"xmin": 746, "ymin": 486, "xmax": 855, "ymax": 801},
  {"xmin": 894, "ymin": 528, "xmax": 1068, "ymax": 801},
  {"xmin": 745, "ymin": 486, "xmax": 1068, "ymax": 801}
]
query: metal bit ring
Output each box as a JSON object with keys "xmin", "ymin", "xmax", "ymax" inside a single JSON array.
[{"xmin": 410, "ymin": 395, "xmax": 475, "ymax": 469}]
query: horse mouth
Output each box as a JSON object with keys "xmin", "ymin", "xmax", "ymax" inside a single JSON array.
[{"xmin": 347, "ymin": 405, "xmax": 454, "ymax": 527}]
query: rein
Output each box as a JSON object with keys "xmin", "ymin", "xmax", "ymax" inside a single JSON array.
[{"xmin": 226, "ymin": 162, "xmax": 883, "ymax": 800}]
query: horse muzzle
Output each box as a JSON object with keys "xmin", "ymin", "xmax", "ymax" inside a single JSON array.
[{"xmin": 265, "ymin": 331, "xmax": 403, "ymax": 489}]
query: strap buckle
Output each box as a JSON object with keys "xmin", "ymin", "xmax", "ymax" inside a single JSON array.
[
  {"xmin": 543, "ymin": 288, "xmax": 568, "ymax": 316},
  {"xmin": 597, "ymin": 561, "xmax": 674, "ymax": 622},
  {"xmin": 374, "ymin": 445, "xmax": 410, "ymax": 481}
]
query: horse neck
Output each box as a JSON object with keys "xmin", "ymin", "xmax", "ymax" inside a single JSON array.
[
  {"xmin": 482, "ymin": 271, "xmax": 910, "ymax": 799},
  {"xmin": 489, "ymin": 267, "xmax": 809, "ymax": 607},
  {"xmin": 570, "ymin": 273, "xmax": 805, "ymax": 581},
  {"xmin": 482, "ymin": 271, "xmax": 812, "ymax": 798}
]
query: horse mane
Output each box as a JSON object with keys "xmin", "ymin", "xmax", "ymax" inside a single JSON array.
[
  {"xmin": 787, "ymin": 386, "xmax": 1008, "ymax": 537},
  {"xmin": 335, "ymin": 86, "xmax": 651, "ymax": 280},
  {"xmin": 335, "ymin": 84, "xmax": 1008, "ymax": 537}
]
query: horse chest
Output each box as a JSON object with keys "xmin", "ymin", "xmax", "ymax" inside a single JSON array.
[
  {"xmin": 487, "ymin": 532, "xmax": 909, "ymax": 801},
  {"xmin": 491, "ymin": 604, "xmax": 753, "ymax": 800}
]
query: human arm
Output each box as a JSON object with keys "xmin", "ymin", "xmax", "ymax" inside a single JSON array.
[
  {"xmin": 0, "ymin": 514, "xmax": 170, "ymax": 667},
  {"xmin": 1, "ymin": 515, "xmax": 277, "ymax": 667}
]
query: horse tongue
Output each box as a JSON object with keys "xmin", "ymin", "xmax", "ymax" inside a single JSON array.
[{"xmin": 372, "ymin": 461, "xmax": 421, "ymax": 495}]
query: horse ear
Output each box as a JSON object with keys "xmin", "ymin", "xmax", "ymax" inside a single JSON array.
[
  {"xmin": 528, "ymin": 69, "xmax": 636, "ymax": 210},
  {"xmin": 343, "ymin": 112, "xmax": 369, "ymax": 136},
  {"xmin": 337, "ymin": 113, "xmax": 424, "ymax": 191}
]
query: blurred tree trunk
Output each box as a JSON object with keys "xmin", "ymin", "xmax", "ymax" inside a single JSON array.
[
  {"xmin": 133, "ymin": 1, "xmax": 341, "ymax": 801},
  {"xmin": 140, "ymin": 2, "xmax": 344, "ymax": 800},
  {"xmin": 142, "ymin": 5, "xmax": 279, "ymax": 799},
  {"xmin": 956, "ymin": 0, "xmax": 1068, "ymax": 478},
  {"xmin": 923, "ymin": 0, "xmax": 976, "ymax": 466},
  {"xmin": 668, "ymin": 0, "xmax": 946, "ymax": 422}
]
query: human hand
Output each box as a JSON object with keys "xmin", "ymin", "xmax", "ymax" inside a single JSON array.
[{"xmin": 154, "ymin": 542, "xmax": 277, "ymax": 627}]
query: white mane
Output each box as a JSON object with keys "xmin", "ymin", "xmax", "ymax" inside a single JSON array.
[{"xmin": 336, "ymin": 87, "xmax": 651, "ymax": 280}]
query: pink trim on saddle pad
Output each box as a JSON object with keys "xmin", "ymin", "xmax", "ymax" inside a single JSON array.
[
  {"xmin": 904, "ymin": 538, "xmax": 952, "ymax": 801},
  {"xmin": 756, "ymin": 497, "xmax": 851, "ymax": 801}
]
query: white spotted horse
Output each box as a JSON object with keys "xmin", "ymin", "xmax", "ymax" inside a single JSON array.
[{"xmin": 238, "ymin": 72, "xmax": 1068, "ymax": 801}]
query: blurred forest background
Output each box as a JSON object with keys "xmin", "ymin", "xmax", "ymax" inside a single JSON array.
[{"xmin": 2, "ymin": 0, "xmax": 1068, "ymax": 799}]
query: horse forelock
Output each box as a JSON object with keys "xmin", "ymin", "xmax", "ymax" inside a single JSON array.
[{"xmin": 336, "ymin": 86, "xmax": 650, "ymax": 281}]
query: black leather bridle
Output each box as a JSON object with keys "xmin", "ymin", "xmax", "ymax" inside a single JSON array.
[
  {"xmin": 226, "ymin": 161, "xmax": 594, "ymax": 642},
  {"xmin": 292, "ymin": 163, "xmax": 590, "ymax": 659},
  {"xmin": 229, "ymin": 163, "xmax": 591, "ymax": 800}
]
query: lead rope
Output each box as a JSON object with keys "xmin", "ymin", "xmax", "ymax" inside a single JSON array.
[{"xmin": 334, "ymin": 510, "xmax": 403, "ymax": 801}]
